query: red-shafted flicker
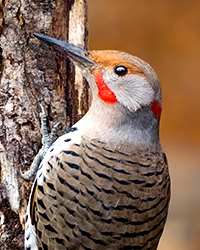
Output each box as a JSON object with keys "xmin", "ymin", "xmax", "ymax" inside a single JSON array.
[{"xmin": 25, "ymin": 34, "xmax": 170, "ymax": 250}]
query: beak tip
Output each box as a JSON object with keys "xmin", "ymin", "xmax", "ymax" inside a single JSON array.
[
  {"xmin": 33, "ymin": 33, "xmax": 41, "ymax": 39},
  {"xmin": 32, "ymin": 33, "xmax": 97, "ymax": 68},
  {"xmin": 33, "ymin": 33, "xmax": 50, "ymax": 44}
]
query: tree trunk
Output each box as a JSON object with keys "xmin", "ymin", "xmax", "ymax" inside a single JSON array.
[{"xmin": 0, "ymin": 0, "xmax": 89, "ymax": 249}]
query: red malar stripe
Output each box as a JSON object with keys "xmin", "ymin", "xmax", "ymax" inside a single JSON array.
[
  {"xmin": 151, "ymin": 100, "xmax": 162, "ymax": 120},
  {"xmin": 94, "ymin": 72, "xmax": 117, "ymax": 104}
]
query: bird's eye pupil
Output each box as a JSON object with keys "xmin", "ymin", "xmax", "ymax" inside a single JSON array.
[{"xmin": 114, "ymin": 65, "xmax": 128, "ymax": 76}]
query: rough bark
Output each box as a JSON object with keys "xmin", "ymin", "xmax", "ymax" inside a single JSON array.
[{"xmin": 0, "ymin": 0, "xmax": 89, "ymax": 249}]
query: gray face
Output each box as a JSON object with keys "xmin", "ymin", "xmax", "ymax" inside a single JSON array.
[
  {"xmin": 102, "ymin": 69, "xmax": 154, "ymax": 112},
  {"xmin": 89, "ymin": 50, "xmax": 162, "ymax": 112}
]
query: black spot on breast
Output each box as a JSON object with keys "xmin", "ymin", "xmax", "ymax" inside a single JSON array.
[{"xmin": 64, "ymin": 138, "xmax": 71, "ymax": 142}]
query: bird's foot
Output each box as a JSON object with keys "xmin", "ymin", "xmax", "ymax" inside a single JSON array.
[{"xmin": 20, "ymin": 102, "xmax": 60, "ymax": 180}]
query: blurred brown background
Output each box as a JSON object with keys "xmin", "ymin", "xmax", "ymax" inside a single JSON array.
[{"xmin": 86, "ymin": 0, "xmax": 200, "ymax": 249}]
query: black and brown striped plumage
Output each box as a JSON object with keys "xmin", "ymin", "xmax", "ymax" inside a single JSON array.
[
  {"xmin": 25, "ymin": 34, "xmax": 170, "ymax": 250},
  {"xmin": 27, "ymin": 137, "xmax": 170, "ymax": 250}
]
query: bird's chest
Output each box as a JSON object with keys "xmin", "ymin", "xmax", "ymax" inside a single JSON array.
[
  {"xmin": 74, "ymin": 142, "xmax": 168, "ymax": 216},
  {"xmin": 50, "ymin": 140, "xmax": 170, "ymax": 249}
]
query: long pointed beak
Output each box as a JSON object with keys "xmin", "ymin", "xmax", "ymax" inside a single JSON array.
[{"xmin": 33, "ymin": 33, "xmax": 97, "ymax": 68}]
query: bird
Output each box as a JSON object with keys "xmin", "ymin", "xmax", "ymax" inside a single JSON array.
[{"xmin": 25, "ymin": 33, "xmax": 170, "ymax": 250}]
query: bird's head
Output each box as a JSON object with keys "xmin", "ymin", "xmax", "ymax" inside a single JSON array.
[
  {"xmin": 34, "ymin": 34, "xmax": 162, "ymax": 149},
  {"xmin": 34, "ymin": 33, "xmax": 162, "ymax": 121},
  {"xmin": 89, "ymin": 50, "xmax": 162, "ymax": 120}
]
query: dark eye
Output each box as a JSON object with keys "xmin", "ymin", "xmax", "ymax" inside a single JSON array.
[{"xmin": 114, "ymin": 65, "xmax": 128, "ymax": 77}]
